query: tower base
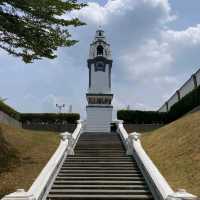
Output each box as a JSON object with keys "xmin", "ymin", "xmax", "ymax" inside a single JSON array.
[{"xmin": 86, "ymin": 106, "xmax": 113, "ymax": 133}]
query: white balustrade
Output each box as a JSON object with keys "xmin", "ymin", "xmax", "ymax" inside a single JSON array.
[
  {"xmin": 115, "ymin": 120, "xmax": 198, "ymax": 200},
  {"xmin": 2, "ymin": 120, "xmax": 84, "ymax": 200}
]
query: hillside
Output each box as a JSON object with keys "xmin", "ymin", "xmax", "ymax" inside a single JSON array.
[
  {"xmin": 142, "ymin": 111, "xmax": 200, "ymax": 197},
  {"xmin": 0, "ymin": 123, "xmax": 59, "ymax": 198}
]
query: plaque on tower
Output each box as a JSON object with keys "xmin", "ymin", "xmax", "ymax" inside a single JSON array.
[{"xmin": 86, "ymin": 29, "xmax": 113, "ymax": 133}]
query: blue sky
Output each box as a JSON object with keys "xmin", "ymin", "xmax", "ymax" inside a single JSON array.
[{"xmin": 1, "ymin": 0, "xmax": 200, "ymax": 118}]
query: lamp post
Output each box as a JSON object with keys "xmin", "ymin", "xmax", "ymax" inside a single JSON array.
[{"xmin": 56, "ymin": 104, "xmax": 65, "ymax": 113}]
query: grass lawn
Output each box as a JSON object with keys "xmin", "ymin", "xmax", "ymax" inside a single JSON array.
[
  {"xmin": 141, "ymin": 111, "xmax": 200, "ymax": 197},
  {"xmin": 0, "ymin": 123, "xmax": 59, "ymax": 198}
]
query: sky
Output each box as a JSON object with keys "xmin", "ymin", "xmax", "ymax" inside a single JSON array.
[{"xmin": 1, "ymin": 0, "xmax": 200, "ymax": 118}]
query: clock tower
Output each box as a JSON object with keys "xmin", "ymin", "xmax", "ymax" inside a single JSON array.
[{"xmin": 86, "ymin": 29, "xmax": 113, "ymax": 132}]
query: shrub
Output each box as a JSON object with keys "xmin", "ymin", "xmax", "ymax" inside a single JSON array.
[
  {"xmin": 20, "ymin": 113, "xmax": 80, "ymax": 124},
  {"xmin": 117, "ymin": 110, "xmax": 168, "ymax": 124}
]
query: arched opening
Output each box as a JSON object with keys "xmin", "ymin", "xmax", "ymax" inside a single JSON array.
[{"xmin": 97, "ymin": 45, "xmax": 104, "ymax": 56}]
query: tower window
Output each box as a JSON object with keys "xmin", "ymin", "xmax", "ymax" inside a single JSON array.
[
  {"xmin": 97, "ymin": 45, "xmax": 104, "ymax": 56},
  {"xmin": 99, "ymin": 31, "xmax": 102, "ymax": 36}
]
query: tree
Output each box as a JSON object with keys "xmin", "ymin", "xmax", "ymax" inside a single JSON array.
[{"xmin": 0, "ymin": 0, "xmax": 86, "ymax": 63}]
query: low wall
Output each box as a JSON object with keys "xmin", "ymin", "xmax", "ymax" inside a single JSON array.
[
  {"xmin": 0, "ymin": 111, "xmax": 21, "ymax": 128},
  {"xmin": 22, "ymin": 123, "xmax": 76, "ymax": 133},
  {"xmin": 158, "ymin": 68, "xmax": 200, "ymax": 112},
  {"xmin": 124, "ymin": 124, "xmax": 163, "ymax": 133}
]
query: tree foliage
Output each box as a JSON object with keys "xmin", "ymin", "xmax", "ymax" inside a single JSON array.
[{"xmin": 0, "ymin": 0, "xmax": 86, "ymax": 63}]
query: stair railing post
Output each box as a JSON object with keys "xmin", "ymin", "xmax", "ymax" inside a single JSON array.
[
  {"xmin": 126, "ymin": 132, "xmax": 141, "ymax": 155},
  {"xmin": 60, "ymin": 132, "xmax": 75, "ymax": 155}
]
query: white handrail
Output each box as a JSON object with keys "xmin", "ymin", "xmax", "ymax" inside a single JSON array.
[
  {"xmin": 2, "ymin": 120, "xmax": 84, "ymax": 200},
  {"xmin": 28, "ymin": 140, "xmax": 68, "ymax": 200},
  {"xmin": 133, "ymin": 137, "xmax": 173, "ymax": 199},
  {"xmin": 114, "ymin": 120, "xmax": 128, "ymax": 147},
  {"xmin": 71, "ymin": 120, "xmax": 83, "ymax": 149},
  {"xmin": 115, "ymin": 120, "xmax": 198, "ymax": 200}
]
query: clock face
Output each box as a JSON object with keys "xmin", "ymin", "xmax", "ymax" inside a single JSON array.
[{"xmin": 95, "ymin": 61, "xmax": 105, "ymax": 72}]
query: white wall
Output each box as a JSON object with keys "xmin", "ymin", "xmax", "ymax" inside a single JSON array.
[
  {"xmin": 158, "ymin": 104, "xmax": 167, "ymax": 112},
  {"xmin": 179, "ymin": 77, "xmax": 194, "ymax": 98},
  {"xmin": 158, "ymin": 68, "xmax": 200, "ymax": 112},
  {"xmin": 86, "ymin": 106, "xmax": 113, "ymax": 132},
  {"xmin": 196, "ymin": 69, "xmax": 200, "ymax": 86},
  {"xmin": 90, "ymin": 64, "xmax": 111, "ymax": 94},
  {"xmin": 0, "ymin": 111, "xmax": 21, "ymax": 128},
  {"xmin": 168, "ymin": 93, "xmax": 179, "ymax": 110}
]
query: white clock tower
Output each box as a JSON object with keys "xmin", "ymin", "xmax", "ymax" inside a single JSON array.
[{"xmin": 86, "ymin": 29, "xmax": 113, "ymax": 132}]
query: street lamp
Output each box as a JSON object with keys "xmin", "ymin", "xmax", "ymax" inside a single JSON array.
[{"xmin": 56, "ymin": 104, "xmax": 65, "ymax": 113}]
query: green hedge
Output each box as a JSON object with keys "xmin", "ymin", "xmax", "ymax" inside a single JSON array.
[
  {"xmin": 20, "ymin": 113, "xmax": 80, "ymax": 124},
  {"xmin": 117, "ymin": 110, "xmax": 168, "ymax": 124},
  {"xmin": 0, "ymin": 101, "xmax": 80, "ymax": 124},
  {"xmin": 0, "ymin": 101, "xmax": 20, "ymax": 120}
]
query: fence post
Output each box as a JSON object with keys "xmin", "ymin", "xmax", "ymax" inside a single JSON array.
[
  {"xmin": 176, "ymin": 90, "xmax": 181, "ymax": 101},
  {"xmin": 192, "ymin": 74, "xmax": 198, "ymax": 89}
]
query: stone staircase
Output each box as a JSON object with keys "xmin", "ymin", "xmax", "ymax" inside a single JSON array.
[{"xmin": 46, "ymin": 132, "xmax": 154, "ymax": 199}]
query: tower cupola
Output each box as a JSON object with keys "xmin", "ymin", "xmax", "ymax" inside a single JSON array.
[{"xmin": 89, "ymin": 29, "xmax": 112, "ymax": 60}]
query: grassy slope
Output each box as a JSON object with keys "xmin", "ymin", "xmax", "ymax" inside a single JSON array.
[
  {"xmin": 142, "ymin": 112, "xmax": 200, "ymax": 197},
  {"xmin": 0, "ymin": 123, "xmax": 59, "ymax": 198}
]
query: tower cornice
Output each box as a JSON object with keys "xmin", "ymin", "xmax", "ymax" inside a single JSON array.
[{"xmin": 87, "ymin": 57, "xmax": 113, "ymax": 68}]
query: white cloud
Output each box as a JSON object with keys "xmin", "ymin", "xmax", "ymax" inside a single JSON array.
[
  {"xmin": 121, "ymin": 39, "xmax": 173, "ymax": 81},
  {"xmin": 162, "ymin": 24, "xmax": 200, "ymax": 46}
]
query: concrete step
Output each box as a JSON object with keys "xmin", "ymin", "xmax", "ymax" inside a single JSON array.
[
  {"xmin": 58, "ymin": 170, "xmax": 141, "ymax": 174},
  {"xmin": 51, "ymin": 184, "xmax": 149, "ymax": 190},
  {"xmin": 57, "ymin": 173, "xmax": 142, "ymax": 177},
  {"xmin": 55, "ymin": 177, "xmax": 144, "ymax": 181},
  {"xmin": 49, "ymin": 189, "xmax": 150, "ymax": 195},
  {"xmin": 74, "ymin": 149, "xmax": 125, "ymax": 151},
  {"xmin": 47, "ymin": 194, "xmax": 153, "ymax": 199},
  {"xmin": 66, "ymin": 156, "xmax": 133, "ymax": 160},
  {"xmin": 63, "ymin": 161, "xmax": 135, "ymax": 164},
  {"xmin": 73, "ymin": 153, "xmax": 127, "ymax": 157},
  {"xmin": 53, "ymin": 180, "xmax": 147, "ymax": 185},
  {"xmin": 61, "ymin": 167, "xmax": 139, "ymax": 170},
  {"xmin": 75, "ymin": 147, "xmax": 124, "ymax": 150}
]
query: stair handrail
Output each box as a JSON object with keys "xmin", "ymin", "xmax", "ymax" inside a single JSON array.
[
  {"xmin": 71, "ymin": 120, "xmax": 84, "ymax": 149},
  {"xmin": 114, "ymin": 120, "xmax": 128, "ymax": 147},
  {"xmin": 115, "ymin": 120, "xmax": 198, "ymax": 200},
  {"xmin": 2, "ymin": 120, "xmax": 84, "ymax": 200}
]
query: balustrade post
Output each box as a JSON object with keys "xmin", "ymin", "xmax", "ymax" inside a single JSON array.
[
  {"xmin": 126, "ymin": 132, "xmax": 141, "ymax": 155},
  {"xmin": 192, "ymin": 74, "xmax": 198, "ymax": 89},
  {"xmin": 60, "ymin": 132, "xmax": 74, "ymax": 155}
]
